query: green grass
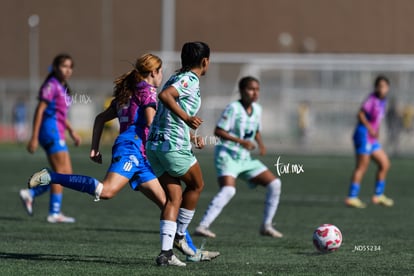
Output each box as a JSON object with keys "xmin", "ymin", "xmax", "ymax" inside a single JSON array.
[{"xmin": 0, "ymin": 144, "xmax": 413, "ymax": 275}]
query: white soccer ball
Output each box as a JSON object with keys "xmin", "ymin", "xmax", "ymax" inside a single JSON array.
[{"xmin": 312, "ymin": 224, "xmax": 342, "ymax": 253}]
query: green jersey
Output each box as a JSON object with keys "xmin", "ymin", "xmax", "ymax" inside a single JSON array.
[
  {"xmin": 216, "ymin": 100, "xmax": 262, "ymax": 160},
  {"xmin": 147, "ymin": 71, "xmax": 201, "ymax": 151}
]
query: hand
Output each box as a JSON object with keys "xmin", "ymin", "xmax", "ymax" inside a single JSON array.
[
  {"xmin": 90, "ymin": 149, "xmax": 102, "ymax": 164},
  {"xmin": 185, "ymin": 116, "xmax": 203, "ymax": 130},
  {"xmin": 368, "ymin": 128, "xmax": 378, "ymax": 138},
  {"xmin": 259, "ymin": 145, "xmax": 266, "ymax": 156},
  {"xmin": 70, "ymin": 130, "xmax": 82, "ymax": 146},
  {"xmin": 193, "ymin": 136, "xmax": 205, "ymax": 149},
  {"xmin": 27, "ymin": 138, "xmax": 38, "ymax": 154},
  {"xmin": 240, "ymin": 140, "xmax": 256, "ymax": 151}
]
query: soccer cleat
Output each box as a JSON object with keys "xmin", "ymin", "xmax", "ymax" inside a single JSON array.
[
  {"xmin": 260, "ymin": 224, "xmax": 283, "ymax": 238},
  {"xmin": 194, "ymin": 225, "xmax": 216, "ymax": 238},
  {"xmin": 47, "ymin": 213, "xmax": 76, "ymax": 223},
  {"xmin": 345, "ymin": 197, "xmax": 367, "ymax": 208},
  {"xmin": 372, "ymin": 194, "xmax": 394, "ymax": 207},
  {"xmin": 187, "ymin": 249, "xmax": 221, "ymax": 262},
  {"xmin": 156, "ymin": 252, "xmax": 186, "ymax": 267},
  {"xmin": 28, "ymin": 169, "xmax": 51, "ymax": 188},
  {"xmin": 174, "ymin": 236, "xmax": 196, "ymax": 256},
  {"xmin": 19, "ymin": 189, "xmax": 34, "ymax": 216}
]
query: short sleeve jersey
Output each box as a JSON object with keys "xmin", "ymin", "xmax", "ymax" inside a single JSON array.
[
  {"xmin": 112, "ymin": 81, "xmax": 157, "ymax": 157},
  {"xmin": 216, "ymin": 101, "xmax": 262, "ymax": 160},
  {"xmin": 360, "ymin": 92, "xmax": 387, "ymax": 142},
  {"xmin": 146, "ymin": 71, "xmax": 201, "ymax": 151},
  {"xmin": 38, "ymin": 77, "xmax": 70, "ymax": 140}
]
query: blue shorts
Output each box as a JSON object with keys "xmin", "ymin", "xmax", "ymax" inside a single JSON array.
[
  {"xmin": 353, "ymin": 127, "xmax": 381, "ymax": 155},
  {"xmin": 108, "ymin": 140, "xmax": 156, "ymax": 190},
  {"xmin": 39, "ymin": 132, "xmax": 68, "ymax": 155}
]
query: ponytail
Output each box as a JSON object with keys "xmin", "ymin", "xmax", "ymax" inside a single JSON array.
[{"xmin": 113, "ymin": 53, "xmax": 162, "ymax": 106}]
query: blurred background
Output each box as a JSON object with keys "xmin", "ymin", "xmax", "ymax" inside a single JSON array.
[{"xmin": 1, "ymin": 0, "xmax": 414, "ymax": 155}]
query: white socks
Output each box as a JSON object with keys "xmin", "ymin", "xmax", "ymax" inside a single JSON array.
[
  {"xmin": 160, "ymin": 220, "xmax": 177, "ymax": 251},
  {"xmin": 199, "ymin": 186, "xmax": 236, "ymax": 228},
  {"xmin": 263, "ymin": 178, "xmax": 282, "ymax": 226},
  {"xmin": 176, "ymin": 208, "xmax": 195, "ymax": 236}
]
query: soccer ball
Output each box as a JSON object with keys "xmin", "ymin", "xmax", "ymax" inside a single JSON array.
[{"xmin": 312, "ymin": 224, "xmax": 342, "ymax": 253}]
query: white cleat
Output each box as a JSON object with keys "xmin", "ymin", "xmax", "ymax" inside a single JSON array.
[
  {"xmin": 194, "ymin": 225, "xmax": 216, "ymax": 238},
  {"xmin": 156, "ymin": 253, "xmax": 186, "ymax": 267},
  {"xmin": 260, "ymin": 224, "xmax": 283, "ymax": 238},
  {"xmin": 187, "ymin": 249, "xmax": 221, "ymax": 262},
  {"xmin": 19, "ymin": 189, "xmax": 34, "ymax": 216},
  {"xmin": 47, "ymin": 213, "xmax": 76, "ymax": 224},
  {"xmin": 28, "ymin": 169, "xmax": 51, "ymax": 188},
  {"xmin": 174, "ymin": 236, "xmax": 196, "ymax": 256}
]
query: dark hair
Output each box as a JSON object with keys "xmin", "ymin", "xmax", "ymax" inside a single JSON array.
[
  {"xmin": 179, "ymin": 41, "xmax": 210, "ymax": 73},
  {"xmin": 374, "ymin": 75, "xmax": 390, "ymax": 87},
  {"xmin": 113, "ymin": 54, "xmax": 162, "ymax": 106},
  {"xmin": 239, "ymin": 76, "xmax": 259, "ymax": 91},
  {"xmin": 42, "ymin": 53, "xmax": 74, "ymax": 95}
]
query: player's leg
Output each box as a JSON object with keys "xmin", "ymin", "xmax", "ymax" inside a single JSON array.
[
  {"xmin": 346, "ymin": 153, "xmax": 370, "ymax": 208},
  {"xmin": 138, "ymin": 178, "xmax": 167, "ymax": 210},
  {"xmin": 371, "ymin": 148, "xmax": 393, "ymax": 206},
  {"xmin": 46, "ymin": 150, "xmax": 75, "ymax": 223},
  {"xmin": 195, "ymin": 176, "xmax": 236, "ymax": 238},
  {"xmin": 29, "ymin": 166, "xmax": 136, "ymax": 201},
  {"xmin": 174, "ymin": 162, "xmax": 205, "ymax": 252},
  {"xmin": 249, "ymin": 168, "xmax": 283, "ymax": 238},
  {"xmin": 157, "ymin": 172, "xmax": 186, "ymax": 266}
]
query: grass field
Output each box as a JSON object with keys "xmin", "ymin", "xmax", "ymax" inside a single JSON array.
[{"xmin": 0, "ymin": 144, "xmax": 413, "ymax": 275}]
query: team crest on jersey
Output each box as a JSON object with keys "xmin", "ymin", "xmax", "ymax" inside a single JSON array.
[
  {"xmin": 123, "ymin": 155, "xmax": 139, "ymax": 172},
  {"xmin": 181, "ymin": 79, "xmax": 189, "ymax": 88}
]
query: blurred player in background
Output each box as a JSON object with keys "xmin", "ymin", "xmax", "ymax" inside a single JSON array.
[
  {"xmin": 346, "ymin": 75, "xmax": 393, "ymax": 208},
  {"xmin": 195, "ymin": 76, "xmax": 283, "ymax": 239},
  {"xmin": 28, "ymin": 53, "xmax": 218, "ymax": 264},
  {"xmin": 20, "ymin": 54, "xmax": 80, "ymax": 223},
  {"xmin": 13, "ymin": 97, "xmax": 28, "ymax": 143},
  {"xmin": 146, "ymin": 42, "xmax": 210, "ymax": 266}
]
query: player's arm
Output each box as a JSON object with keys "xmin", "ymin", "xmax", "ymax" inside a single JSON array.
[
  {"xmin": 158, "ymin": 86, "xmax": 203, "ymax": 129},
  {"xmin": 90, "ymin": 105, "xmax": 117, "ymax": 164},
  {"xmin": 255, "ymin": 131, "xmax": 266, "ymax": 156},
  {"xmin": 27, "ymin": 101, "xmax": 47, "ymax": 153},
  {"xmin": 65, "ymin": 119, "xmax": 81, "ymax": 146},
  {"xmin": 358, "ymin": 109, "xmax": 378, "ymax": 138},
  {"xmin": 215, "ymin": 127, "xmax": 255, "ymax": 151},
  {"xmin": 144, "ymin": 106, "xmax": 156, "ymax": 127}
]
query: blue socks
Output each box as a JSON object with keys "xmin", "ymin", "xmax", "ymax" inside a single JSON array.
[
  {"xmin": 375, "ymin": 180, "xmax": 386, "ymax": 196},
  {"xmin": 185, "ymin": 230, "xmax": 197, "ymax": 252},
  {"xmin": 50, "ymin": 172, "xmax": 99, "ymax": 196},
  {"xmin": 29, "ymin": 185, "xmax": 50, "ymax": 198},
  {"xmin": 348, "ymin": 183, "xmax": 360, "ymax": 198},
  {"xmin": 348, "ymin": 180, "xmax": 387, "ymax": 198},
  {"xmin": 49, "ymin": 193, "xmax": 62, "ymax": 214}
]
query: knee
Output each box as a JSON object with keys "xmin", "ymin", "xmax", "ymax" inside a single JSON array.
[
  {"xmin": 381, "ymin": 160, "xmax": 391, "ymax": 172},
  {"xmin": 188, "ymin": 180, "xmax": 204, "ymax": 194},
  {"xmin": 100, "ymin": 187, "xmax": 117, "ymax": 200}
]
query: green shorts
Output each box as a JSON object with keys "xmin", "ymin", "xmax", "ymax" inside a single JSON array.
[
  {"xmin": 215, "ymin": 149, "xmax": 267, "ymax": 182},
  {"xmin": 146, "ymin": 149, "xmax": 197, "ymax": 178}
]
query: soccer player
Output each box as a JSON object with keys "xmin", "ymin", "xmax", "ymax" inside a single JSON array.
[
  {"xmin": 346, "ymin": 75, "xmax": 393, "ymax": 208},
  {"xmin": 28, "ymin": 53, "xmax": 218, "ymax": 266},
  {"xmin": 20, "ymin": 54, "xmax": 81, "ymax": 223},
  {"xmin": 195, "ymin": 76, "xmax": 283, "ymax": 239},
  {"xmin": 146, "ymin": 42, "xmax": 210, "ymax": 266}
]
